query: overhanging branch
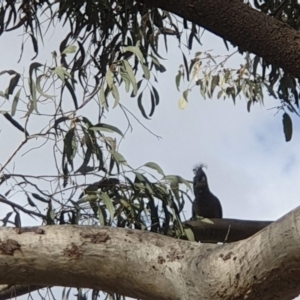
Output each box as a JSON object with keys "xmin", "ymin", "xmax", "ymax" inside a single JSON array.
[{"xmin": 145, "ymin": 0, "xmax": 300, "ymax": 78}]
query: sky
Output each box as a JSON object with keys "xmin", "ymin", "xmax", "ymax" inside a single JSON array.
[{"xmin": 0, "ymin": 7, "xmax": 300, "ymax": 300}]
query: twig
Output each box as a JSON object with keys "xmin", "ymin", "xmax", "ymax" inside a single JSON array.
[
  {"xmin": 0, "ymin": 139, "xmax": 28, "ymax": 173},
  {"xmin": 0, "ymin": 196, "xmax": 46, "ymax": 220},
  {"xmin": 119, "ymin": 104, "xmax": 162, "ymax": 139}
]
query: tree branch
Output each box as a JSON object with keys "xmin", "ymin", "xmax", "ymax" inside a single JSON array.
[
  {"xmin": 145, "ymin": 0, "xmax": 300, "ymax": 78},
  {"xmin": 184, "ymin": 218, "xmax": 272, "ymax": 243},
  {"xmin": 0, "ymin": 207, "xmax": 300, "ymax": 299},
  {"xmin": 0, "ymin": 196, "xmax": 46, "ymax": 220}
]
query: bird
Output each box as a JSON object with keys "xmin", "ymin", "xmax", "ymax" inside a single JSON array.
[{"xmin": 192, "ymin": 164, "xmax": 222, "ymax": 219}]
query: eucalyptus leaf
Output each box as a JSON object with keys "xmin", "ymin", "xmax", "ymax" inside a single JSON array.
[
  {"xmin": 144, "ymin": 162, "xmax": 165, "ymax": 176},
  {"xmin": 11, "ymin": 88, "xmax": 21, "ymax": 116},
  {"xmin": 100, "ymin": 192, "xmax": 115, "ymax": 218},
  {"xmin": 90, "ymin": 123, "xmax": 124, "ymax": 137},
  {"xmin": 62, "ymin": 45, "xmax": 77, "ymax": 54},
  {"xmin": 283, "ymin": 112, "xmax": 293, "ymax": 142},
  {"xmin": 123, "ymin": 45, "xmax": 144, "ymax": 62}
]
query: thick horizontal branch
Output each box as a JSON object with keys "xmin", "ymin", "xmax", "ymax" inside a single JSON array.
[
  {"xmin": 0, "ymin": 207, "xmax": 300, "ymax": 299},
  {"xmin": 146, "ymin": 0, "xmax": 300, "ymax": 78},
  {"xmin": 0, "ymin": 225, "xmax": 208, "ymax": 300},
  {"xmin": 0, "ymin": 218, "xmax": 273, "ymax": 300}
]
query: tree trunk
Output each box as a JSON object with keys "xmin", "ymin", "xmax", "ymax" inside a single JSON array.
[
  {"xmin": 1, "ymin": 207, "xmax": 300, "ymax": 299},
  {"xmin": 145, "ymin": 0, "xmax": 300, "ymax": 79}
]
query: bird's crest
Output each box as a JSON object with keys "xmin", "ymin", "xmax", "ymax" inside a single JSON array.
[
  {"xmin": 193, "ymin": 163, "xmax": 207, "ymax": 174},
  {"xmin": 193, "ymin": 163, "xmax": 208, "ymax": 190}
]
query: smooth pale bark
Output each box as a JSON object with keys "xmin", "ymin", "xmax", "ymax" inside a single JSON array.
[
  {"xmin": 0, "ymin": 207, "xmax": 300, "ymax": 299},
  {"xmin": 145, "ymin": 0, "xmax": 300, "ymax": 79}
]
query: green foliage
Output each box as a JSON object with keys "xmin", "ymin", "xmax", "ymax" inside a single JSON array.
[
  {"xmin": 176, "ymin": 49, "xmax": 299, "ymax": 141},
  {"xmin": 0, "ymin": 41, "xmax": 193, "ymax": 239},
  {"xmin": 2, "ymin": 0, "xmax": 299, "ymax": 140},
  {"xmin": 0, "ymin": 0, "xmax": 198, "ymax": 120}
]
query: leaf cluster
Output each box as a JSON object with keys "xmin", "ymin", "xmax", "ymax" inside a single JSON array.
[{"xmin": 254, "ymin": 0, "xmax": 300, "ymax": 29}]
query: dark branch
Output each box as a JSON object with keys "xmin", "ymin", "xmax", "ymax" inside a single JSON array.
[{"xmin": 184, "ymin": 218, "xmax": 272, "ymax": 243}]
